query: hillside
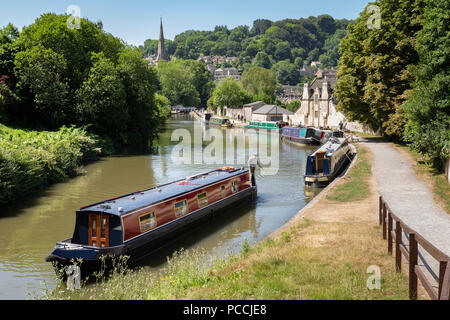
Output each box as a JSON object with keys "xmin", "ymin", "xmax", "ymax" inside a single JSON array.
[{"xmin": 139, "ymin": 15, "xmax": 352, "ymax": 83}]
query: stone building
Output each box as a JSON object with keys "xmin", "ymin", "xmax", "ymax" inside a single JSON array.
[
  {"xmin": 252, "ymin": 105, "xmax": 293, "ymax": 122},
  {"xmin": 290, "ymin": 75, "xmax": 344, "ymax": 129}
]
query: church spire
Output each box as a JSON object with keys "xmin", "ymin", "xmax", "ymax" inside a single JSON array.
[{"xmin": 156, "ymin": 17, "xmax": 167, "ymax": 62}]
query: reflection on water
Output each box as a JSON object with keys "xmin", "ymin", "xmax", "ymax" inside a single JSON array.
[{"xmin": 0, "ymin": 115, "xmax": 321, "ymax": 299}]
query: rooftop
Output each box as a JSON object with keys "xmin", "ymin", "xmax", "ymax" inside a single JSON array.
[{"xmin": 78, "ymin": 168, "xmax": 247, "ymax": 216}]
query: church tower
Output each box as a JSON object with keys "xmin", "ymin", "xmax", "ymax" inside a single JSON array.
[{"xmin": 156, "ymin": 17, "xmax": 167, "ymax": 62}]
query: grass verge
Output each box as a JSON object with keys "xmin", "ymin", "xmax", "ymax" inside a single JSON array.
[
  {"xmin": 0, "ymin": 124, "xmax": 112, "ymax": 206},
  {"xmin": 326, "ymin": 145, "xmax": 371, "ymax": 202}
]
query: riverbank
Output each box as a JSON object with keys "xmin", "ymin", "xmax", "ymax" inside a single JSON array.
[
  {"xmin": 46, "ymin": 144, "xmax": 425, "ymax": 300},
  {"xmin": 0, "ymin": 124, "xmax": 111, "ymax": 206}
]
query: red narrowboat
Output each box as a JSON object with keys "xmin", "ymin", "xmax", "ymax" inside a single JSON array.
[{"xmin": 46, "ymin": 167, "xmax": 257, "ymax": 275}]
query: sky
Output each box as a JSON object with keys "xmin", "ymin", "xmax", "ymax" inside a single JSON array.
[{"xmin": 0, "ymin": 0, "xmax": 371, "ymax": 46}]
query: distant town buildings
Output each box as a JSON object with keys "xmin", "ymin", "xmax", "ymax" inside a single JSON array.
[{"xmin": 214, "ymin": 67, "xmax": 241, "ymax": 82}]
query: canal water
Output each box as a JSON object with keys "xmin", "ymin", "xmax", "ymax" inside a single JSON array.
[{"xmin": 0, "ymin": 115, "xmax": 321, "ymax": 299}]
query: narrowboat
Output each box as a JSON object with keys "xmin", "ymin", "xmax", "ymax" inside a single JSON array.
[
  {"xmin": 245, "ymin": 121, "xmax": 287, "ymax": 132},
  {"xmin": 281, "ymin": 127, "xmax": 319, "ymax": 145},
  {"xmin": 209, "ymin": 117, "xmax": 233, "ymax": 128},
  {"xmin": 304, "ymin": 137, "xmax": 352, "ymax": 187},
  {"xmin": 46, "ymin": 167, "xmax": 256, "ymax": 275},
  {"xmin": 282, "ymin": 127, "xmax": 345, "ymax": 145}
]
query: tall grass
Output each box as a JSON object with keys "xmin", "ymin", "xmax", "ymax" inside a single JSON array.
[{"xmin": 0, "ymin": 124, "xmax": 112, "ymax": 206}]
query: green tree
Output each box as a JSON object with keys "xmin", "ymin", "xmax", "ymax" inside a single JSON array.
[
  {"xmin": 14, "ymin": 46, "xmax": 70, "ymax": 126},
  {"xmin": 76, "ymin": 52, "xmax": 128, "ymax": 147},
  {"xmin": 118, "ymin": 48, "xmax": 159, "ymax": 152},
  {"xmin": 404, "ymin": 0, "xmax": 450, "ymax": 170},
  {"xmin": 335, "ymin": 0, "xmax": 425, "ymax": 137},
  {"xmin": 209, "ymin": 77, "xmax": 249, "ymax": 111},
  {"xmin": 157, "ymin": 60, "xmax": 201, "ymax": 107},
  {"xmin": 241, "ymin": 66, "xmax": 277, "ymax": 103},
  {"xmin": 253, "ymin": 51, "xmax": 272, "ymax": 69},
  {"xmin": 272, "ymin": 60, "xmax": 300, "ymax": 85},
  {"xmin": 251, "ymin": 19, "xmax": 273, "ymax": 35}
]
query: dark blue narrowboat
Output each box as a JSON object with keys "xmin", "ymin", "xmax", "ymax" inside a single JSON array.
[
  {"xmin": 46, "ymin": 167, "xmax": 257, "ymax": 275},
  {"xmin": 282, "ymin": 127, "xmax": 345, "ymax": 146},
  {"xmin": 304, "ymin": 137, "xmax": 352, "ymax": 187}
]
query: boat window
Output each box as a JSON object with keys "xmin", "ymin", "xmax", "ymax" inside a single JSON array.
[
  {"xmin": 101, "ymin": 217, "xmax": 107, "ymax": 238},
  {"xmin": 174, "ymin": 200, "xmax": 188, "ymax": 217},
  {"xmin": 231, "ymin": 180, "xmax": 239, "ymax": 194},
  {"xmin": 221, "ymin": 185, "xmax": 226, "ymax": 198},
  {"xmin": 91, "ymin": 217, "xmax": 97, "ymax": 238},
  {"xmin": 198, "ymin": 192, "xmax": 208, "ymax": 208},
  {"xmin": 139, "ymin": 212, "xmax": 157, "ymax": 232}
]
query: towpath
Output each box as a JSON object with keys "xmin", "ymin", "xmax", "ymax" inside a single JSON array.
[{"xmin": 361, "ymin": 140, "xmax": 450, "ymax": 278}]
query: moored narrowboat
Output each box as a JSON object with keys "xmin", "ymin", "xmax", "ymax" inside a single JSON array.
[
  {"xmin": 282, "ymin": 127, "xmax": 345, "ymax": 145},
  {"xmin": 281, "ymin": 127, "xmax": 318, "ymax": 145},
  {"xmin": 209, "ymin": 117, "xmax": 233, "ymax": 128},
  {"xmin": 304, "ymin": 137, "xmax": 352, "ymax": 187},
  {"xmin": 46, "ymin": 167, "xmax": 256, "ymax": 275},
  {"xmin": 245, "ymin": 121, "xmax": 286, "ymax": 132}
]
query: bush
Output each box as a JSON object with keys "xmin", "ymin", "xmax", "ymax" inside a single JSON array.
[{"xmin": 0, "ymin": 124, "xmax": 110, "ymax": 205}]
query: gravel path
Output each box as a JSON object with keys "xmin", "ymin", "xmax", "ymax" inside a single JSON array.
[{"xmin": 362, "ymin": 140, "xmax": 450, "ymax": 273}]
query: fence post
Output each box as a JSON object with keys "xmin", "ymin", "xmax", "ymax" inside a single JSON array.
[
  {"xmin": 382, "ymin": 203, "xmax": 387, "ymax": 240},
  {"xmin": 409, "ymin": 233, "xmax": 418, "ymax": 300},
  {"xmin": 395, "ymin": 221, "xmax": 402, "ymax": 272},
  {"xmin": 439, "ymin": 260, "xmax": 449, "ymax": 299},
  {"xmin": 388, "ymin": 212, "xmax": 393, "ymax": 255},
  {"xmin": 379, "ymin": 196, "xmax": 382, "ymax": 226}
]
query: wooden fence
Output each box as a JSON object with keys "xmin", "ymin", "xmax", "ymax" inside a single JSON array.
[{"xmin": 379, "ymin": 196, "xmax": 450, "ymax": 300}]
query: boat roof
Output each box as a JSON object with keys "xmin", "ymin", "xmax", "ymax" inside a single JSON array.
[
  {"xmin": 310, "ymin": 138, "xmax": 348, "ymax": 157},
  {"xmin": 78, "ymin": 167, "xmax": 248, "ymax": 216}
]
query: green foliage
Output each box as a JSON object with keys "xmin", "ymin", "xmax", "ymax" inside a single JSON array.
[
  {"xmin": 403, "ymin": 0, "xmax": 450, "ymax": 170},
  {"xmin": 208, "ymin": 77, "xmax": 250, "ymax": 110},
  {"xmin": 0, "ymin": 124, "xmax": 109, "ymax": 205},
  {"xmin": 75, "ymin": 52, "xmax": 128, "ymax": 147},
  {"xmin": 143, "ymin": 16, "xmax": 352, "ymax": 69},
  {"xmin": 335, "ymin": 0, "xmax": 425, "ymax": 138},
  {"xmin": 157, "ymin": 60, "xmax": 201, "ymax": 107},
  {"xmin": 272, "ymin": 60, "xmax": 301, "ymax": 86},
  {"xmin": 285, "ymin": 100, "xmax": 301, "ymax": 112},
  {"xmin": 14, "ymin": 45, "xmax": 70, "ymax": 126},
  {"xmin": 241, "ymin": 67, "xmax": 277, "ymax": 103},
  {"xmin": 1, "ymin": 14, "xmax": 164, "ymax": 152}
]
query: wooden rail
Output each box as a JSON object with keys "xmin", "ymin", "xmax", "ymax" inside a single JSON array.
[{"xmin": 379, "ymin": 196, "xmax": 450, "ymax": 300}]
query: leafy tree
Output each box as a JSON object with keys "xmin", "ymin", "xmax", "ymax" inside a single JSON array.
[
  {"xmin": 335, "ymin": 0, "xmax": 425, "ymax": 137},
  {"xmin": 209, "ymin": 77, "xmax": 249, "ymax": 111},
  {"xmin": 157, "ymin": 60, "xmax": 201, "ymax": 107},
  {"xmin": 253, "ymin": 51, "xmax": 272, "ymax": 69},
  {"xmin": 274, "ymin": 41, "xmax": 291, "ymax": 61},
  {"xmin": 76, "ymin": 52, "xmax": 128, "ymax": 147},
  {"xmin": 285, "ymin": 100, "xmax": 301, "ymax": 112},
  {"xmin": 251, "ymin": 19, "xmax": 273, "ymax": 35},
  {"xmin": 241, "ymin": 66, "xmax": 277, "ymax": 103},
  {"xmin": 118, "ymin": 48, "xmax": 159, "ymax": 152},
  {"xmin": 318, "ymin": 15, "xmax": 336, "ymax": 34},
  {"xmin": 272, "ymin": 60, "xmax": 300, "ymax": 85},
  {"xmin": 14, "ymin": 45, "xmax": 70, "ymax": 126},
  {"xmin": 404, "ymin": 0, "xmax": 450, "ymax": 170}
]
